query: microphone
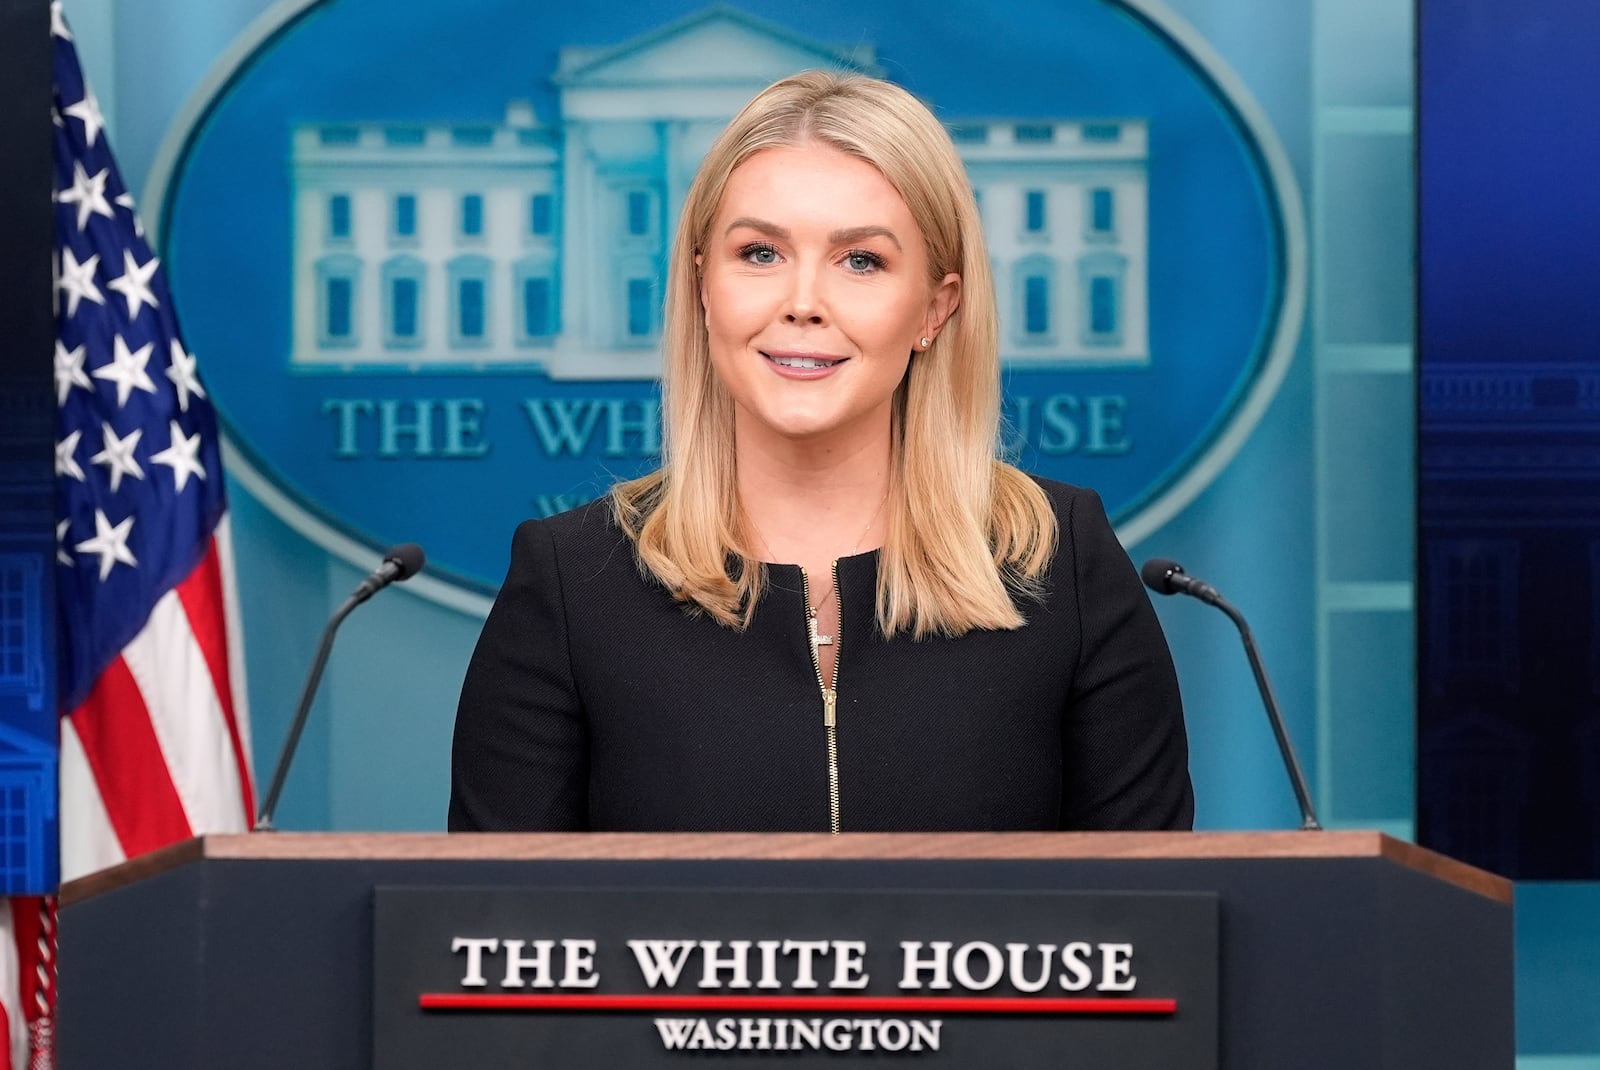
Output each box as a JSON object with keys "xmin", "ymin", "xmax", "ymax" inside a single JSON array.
[
  {"xmin": 254, "ymin": 543, "xmax": 426, "ymax": 831},
  {"xmin": 1141, "ymin": 558, "xmax": 1321, "ymax": 831},
  {"xmin": 352, "ymin": 541, "xmax": 425, "ymax": 603}
]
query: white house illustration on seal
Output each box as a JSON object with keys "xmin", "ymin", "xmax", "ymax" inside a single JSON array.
[{"xmin": 289, "ymin": 5, "xmax": 1149, "ymax": 380}]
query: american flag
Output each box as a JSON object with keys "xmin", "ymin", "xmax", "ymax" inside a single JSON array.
[{"xmin": 2, "ymin": 5, "xmax": 257, "ymax": 1065}]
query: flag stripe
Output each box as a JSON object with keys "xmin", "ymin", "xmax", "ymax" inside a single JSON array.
[
  {"xmin": 121, "ymin": 591, "xmax": 248, "ymax": 841},
  {"xmin": 57, "ymin": 720, "xmax": 126, "ymax": 883},
  {"xmin": 213, "ymin": 515, "xmax": 256, "ymax": 775},
  {"xmin": 65, "ymin": 658, "xmax": 193, "ymax": 858},
  {"xmin": 175, "ymin": 534, "xmax": 256, "ymax": 820},
  {"xmin": 0, "ymin": 902, "xmax": 19, "ymax": 1070}
]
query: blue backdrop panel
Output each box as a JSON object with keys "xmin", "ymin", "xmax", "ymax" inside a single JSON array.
[{"xmin": 73, "ymin": 0, "xmax": 1419, "ymax": 848}]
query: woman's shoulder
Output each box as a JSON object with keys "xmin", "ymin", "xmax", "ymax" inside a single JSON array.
[
  {"xmin": 1007, "ymin": 471, "xmax": 1124, "ymax": 572},
  {"xmin": 510, "ymin": 494, "xmax": 630, "ymax": 570},
  {"xmin": 521, "ymin": 494, "xmax": 618, "ymax": 537},
  {"xmin": 1014, "ymin": 470, "xmax": 1107, "ymax": 521}
]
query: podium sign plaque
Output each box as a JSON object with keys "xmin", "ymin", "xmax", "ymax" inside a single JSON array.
[{"xmin": 373, "ymin": 887, "xmax": 1220, "ymax": 1068}]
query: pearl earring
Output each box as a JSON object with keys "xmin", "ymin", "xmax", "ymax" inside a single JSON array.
[{"xmin": 919, "ymin": 336, "xmax": 932, "ymax": 349}]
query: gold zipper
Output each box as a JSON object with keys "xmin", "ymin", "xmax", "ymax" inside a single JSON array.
[{"xmin": 801, "ymin": 562, "xmax": 842, "ymax": 835}]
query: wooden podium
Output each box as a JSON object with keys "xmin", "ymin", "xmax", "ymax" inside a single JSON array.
[{"xmin": 58, "ymin": 831, "xmax": 1512, "ymax": 1069}]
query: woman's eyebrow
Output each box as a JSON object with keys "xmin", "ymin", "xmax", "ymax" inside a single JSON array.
[
  {"xmin": 723, "ymin": 218, "xmax": 903, "ymax": 251},
  {"xmin": 724, "ymin": 216, "xmax": 789, "ymax": 239},
  {"xmin": 829, "ymin": 225, "xmax": 902, "ymax": 251}
]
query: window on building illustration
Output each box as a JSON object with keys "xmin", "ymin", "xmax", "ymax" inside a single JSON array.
[
  {"xmin": 1089, "ymin": 277, "xmax": 1118, "ymax": 336},
  {"xmin": 452, "ymin": 126, "xmax": 493, "ymax": 146},
  {"xmin": 319, "ymin": 126, "xmax": 359, "ymax": 146},
  {"xmin": 627, "ymin": 278, "xmax": 653, "ymax": 336},
  {"xmin": 317, "ymin": 254, "xmax": 361, "ymax": 347},
  {"xmin": 385, "ymin": 126, "xmax": 425, "ymax": 147},
  {"xmin": 1077, "ymin": 252, "xmax": 1126, "ymax": 346},
  {"xmin": 530, "ymin": 193, "xmax": 553, "ymax": 236},
  {"xmin": 0, "ymin": 781, "xmax": 29, "ymax": 886},
  {"xmin": 514, "ymin": 256, "xmax": 557, "ymax": 345},
  {"xmin": 1081, "ymin": 123, "xmax": 1122, "ymax": 142},
  {"xmin": 391, "ymin": 278, "xmax": 418, "ymax": 339},
  {"xmin": 461, "ymin": 195, "xmax": 484, "ymax": 238},
  {"xmin": 327, "ymin": 278, "xmax": 353, "ymax": 337},
  {"xmin": 0, "ymin": 558, "xmax": 30, "ymax": 686},
  {"xmin": 1024, "ymin": 276, "xmax": 1050, "ymax": 335},
  {"xmin": 1430, "ymin": 540, "xmax": 1519, "ymax": 688},
  {"xmin": 382, "ymin": 256, "xmax": 424, "ymax": 348},
  {"xmin": 1447, "ymin": 552, "xmax": 1507, "ymax": 665},
  {"xmin": 393, "ymin": 194, "xmax": 417, "ymax": 239},
  {"xmin": 1014, "ymin": 124, "xmax": 1055, "ymax": 144},
  {"xmin": 328, "ymin": 194, "xmax": 351, "ymax": 240},
  {"xmin": 523, "ymin": 277, "xmax": 553, "ymax": 338},
  {"xmin": 1024, "ymin": 191, "xmax": 1046, "ymax": 234},
  {"xmin": 1013, "ymin": 255, "xmax": 1054, "ymax": 345},
  {"xmin": 948, "ymin": 124, "xmax": 989, "ymax": 144},
  {"xmin": 448, "ymin": 256, "xmax": 491, "ymax": 347},
  {"xmin": 1088, "ymin": 188, "xmax": 1115, "ymax": 236},
  {"xmin": 627, "ymin": 192, "xmax": 650, "ymax": 237},
  {"xmin": 458, "ymin": 279, "xmax": 485, "ymax": 338}
]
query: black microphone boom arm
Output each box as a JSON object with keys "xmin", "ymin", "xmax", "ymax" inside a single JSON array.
[
  {"xmin": 1141, "ymin": 558, "xmax": 1322, "ymax": 830},
  {"xmin": 254, "ymin": 543, "xmax": 425, "ymax": 831}
]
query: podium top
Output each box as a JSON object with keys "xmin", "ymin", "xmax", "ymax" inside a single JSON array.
[{"xmin": 62, "ymin": 830, "xmax": 1511, "ymax": 906}]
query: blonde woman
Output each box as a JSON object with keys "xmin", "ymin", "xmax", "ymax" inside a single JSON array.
[{"xmin": 449, "ymin": 72, "xmax": 1192, "ymax": 832}]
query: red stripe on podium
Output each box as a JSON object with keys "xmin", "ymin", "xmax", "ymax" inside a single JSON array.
[{"xmin": 419, "ymin": 993, "xmax": 1177, "ymax": 1014}]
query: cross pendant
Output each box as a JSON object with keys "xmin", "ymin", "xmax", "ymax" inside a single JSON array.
[{"xmin": 808, "ymin": 615, "xmax": 834, "ymax": 648}]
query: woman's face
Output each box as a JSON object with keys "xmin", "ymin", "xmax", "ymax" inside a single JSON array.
[{"xmin": 699, "ymin": 141, "xmax": 960, "ymax": 455}]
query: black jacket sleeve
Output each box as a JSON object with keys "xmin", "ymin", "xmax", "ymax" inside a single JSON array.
[
  {"xmin": 1056, "ymin": 488, "xmax": 1194, "ymax": 830},
  {"xmin": 448, "ymin": 519, "xmax": 588, "ymax": 830}
]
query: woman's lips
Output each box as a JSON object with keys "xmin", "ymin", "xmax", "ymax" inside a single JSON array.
[{"xmin": 762, "ymin": 350, "xmax": 849, "ymax": 378}]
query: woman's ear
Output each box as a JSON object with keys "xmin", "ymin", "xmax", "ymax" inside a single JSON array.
[{"xmin": 924, "ymin": 272, "xmax": 962, "ymax": 341}]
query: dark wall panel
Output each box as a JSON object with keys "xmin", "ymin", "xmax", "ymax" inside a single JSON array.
[
  {"xmin": 1418, "ymin": 0, "xmax": 1600, "ymax": 879},
  {"xmin": 0, "ymin": 0, "xmax": 61, "ymax": 894}
]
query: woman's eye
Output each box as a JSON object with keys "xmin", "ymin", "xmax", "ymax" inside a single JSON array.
[
  {"xmin": 844, "ymin": 250, "xmax": 885, "ymax": 273},
  {"xmin": 740, "ymin": 243, "xmax": 779, "ymax": 265}
]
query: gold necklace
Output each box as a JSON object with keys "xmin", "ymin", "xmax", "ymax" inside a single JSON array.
[
  {"xmin": 747, "ymin": 492, "xmax": 888, "ymax": 651},
  {"xmin": 806, "ymin": 492, "xmax": 888, "ymax": 649}
]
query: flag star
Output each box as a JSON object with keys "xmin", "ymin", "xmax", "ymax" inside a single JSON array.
[
  {"xmin": 89, "ymin": 423, "xmax": 144, "ymax": 493},
  {"xmin": 63, "ymin": 86, "xmax": 105, "ymax": 148},
  {"xmin": 57, "ymin": 160, "xmax": 114, "ymax": 232},
  {"xmin": 106, "ymin": 248, "xmax": 161, "ymax": 320},
  {"xmin": 150, "ymin": 421, "xmax": 207, "ymax": 492},
  {"xmin": 55, "ymin": 429, "xmax": 86, "ymax": 482},
  {"xmin": 166, "ymin": 339, "xmax": 206, "ymax": 411},
  {"xmin": 74, "ymin": 510, "xmax": 138, "ymax": 581},
  {"xmin": 55, "ymin": 519, "xmax": 73, "ymax": 566},
  {"xmin": 51, "ymin": 1, "xmax": 72, "ymax": 40},
  {"xmin": 56, "ymin": 247, "xmax": 103, "ymax": 318},
  {"xmin": 54, "ymin": 340, "xmax": 93, "ymax": 405},
  {"xmin": 91, "ymin": 335, "xmax": 157, "ymax": 408}
]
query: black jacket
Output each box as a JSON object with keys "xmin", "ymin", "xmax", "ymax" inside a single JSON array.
[{"xmin": 449, "ymin": 479, "xmax": 1193, "ymax": 831}]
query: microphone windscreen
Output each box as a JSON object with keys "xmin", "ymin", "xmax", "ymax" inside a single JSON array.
[
  {"xmin": 385, "ymin": 542, "xmax": 426, "ymax": 581},
  {"xmin": 1139, "ymin": 557, "xmax": 1184, "ymax": 595}
]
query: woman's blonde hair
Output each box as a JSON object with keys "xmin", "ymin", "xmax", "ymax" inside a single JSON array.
[{"xmin": 612, "ymin": 70, "xmax": 1056, "ymax": 638}]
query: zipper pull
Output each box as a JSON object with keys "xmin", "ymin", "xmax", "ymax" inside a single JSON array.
[{"xmin": 823, "ymin": 688, "xmax": 837, "ymax": 728}]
